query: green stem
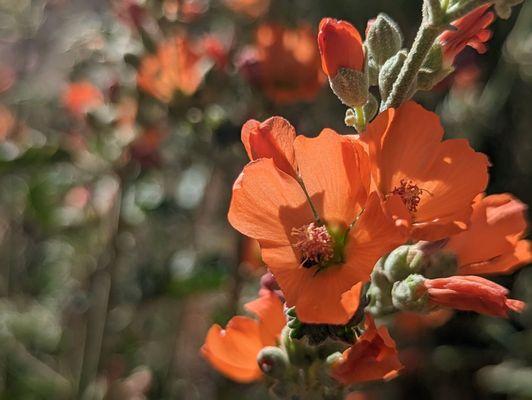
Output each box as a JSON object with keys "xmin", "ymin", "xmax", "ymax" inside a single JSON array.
[
  {"xmin": 383, "ymin": 23, "xmax": 443, "ymax": 109},
  {"xmin": 354, "ymin": 106, "xmax": 366, "ymax": 132}
]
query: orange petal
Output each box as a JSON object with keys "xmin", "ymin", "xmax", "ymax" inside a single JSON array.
[
  {"xmin": 412, "ymin": 138, "xmax": 489, "ymax": 240},
  {"xmin": 345, "ymin": 192, "xmax": 407, "ymax": 283},
  {"xmin": 332, "ymin": 315, "xmax": 403, "ymax": 385},
  {"xmin": 244, "ymin": 290, "xmax": 286, "ymax": 345},
  {"xmin": 241, "ymin": 116, "xmax": 298, "ymax": 177},
  {"xmin": 201, "ymin": 316, "xmax": 264, "ymax": 383},
  {"xmin": 294, "ymin": 128, "xmax": 370, "ymax": 227},
  {"xmin": 459, "ymin": 240, "xmax": 532, "ymax": 275},
  {"xmin": 268, "ymin": 255, "xmax": 364, "ymax": 324},
  {"xmin": 318, "ymin": 18, "xmax": 364, "ymax": 77},
  {"xmin": 446, "ymin": 194, "xmax": 528, "ymax": 268},
  {"xmin": 228, "ymin": 158, "xmax": 314, "ymax": 246}
]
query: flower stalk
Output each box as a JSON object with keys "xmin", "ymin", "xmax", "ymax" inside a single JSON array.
[{"xmin": 383, "ymin": 0, "xmax": 494, "ymax": 109}]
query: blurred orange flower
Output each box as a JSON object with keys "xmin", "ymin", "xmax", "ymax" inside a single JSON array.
[
  {"xmin": 362, "ymin": 101, "xmax": 489, "ymax": 241},
  {"xmin": 422, "ymin": 275, "xmax": 525, "ymax": 318},
  {"xmin": 229, "ymin": 120, "xmax": 404, "ymax": 324},
  {"xmin": 201, "ymin": 290, "xmax": 285, "ymax": 383},
  {"xmin": 0, "ymin": 105, "xmax": 15, "ymax": 141},
  {"xmin": 130, "ymin": 127, "xmax": 167, "ymax": 167},
  {"xmin": 318, "ymin": 18, "xmax": 364, "ymax": 78},
  {"xmin": 331, "ymin": 315, "xmax": 403, "ymax": 385},
  {"xmin": 445, "ymin": 193, "xmax": 531, "ymax": 275},
  {"xmin": 238, "ymin": 24, "xmax": 325, "ymax": 104},
  {"xmin": 439, "ymin": 4, "xmax": 495, "ymax": 64},
  {"xmin": 223, "ymin": 0, "xmax": 270, "ymax": 19},
  {"xmin": 62, "ymin": 81, "xmax": 104, "ymax": 117},
  {"xmin": 163, "ymin": 0, "xmax": 208, "ymax": 22},
  {"xmin": 137, "ymin": 35, "xmax": 211, "ymax": 102}
]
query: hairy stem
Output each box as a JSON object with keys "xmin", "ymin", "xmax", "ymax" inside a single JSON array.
[{"xmin": 383, "ymin": 23, "xmax": 443, "ymax": 109}]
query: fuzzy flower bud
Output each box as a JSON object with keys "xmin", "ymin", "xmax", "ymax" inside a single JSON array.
[
  {"xmin": 382, "ymin": 245, "xmax": 427, "ymax": 283},
  {"xmin": 378, "ymin": 50, "xmax": 409, "ymax": 103},
  {"xmin": 257, "ymin": 346, "xmax": 289, "ymax": 379},
  {"xmin": 391, "ymin": 274, "xmax": 429, "ymax": 312},
  {"xmin": 318, "ymin": 18, "xmax": 368, "ymax": 107},
  {"xmin": 366, "ymin": 13, "xmax": 403, "ymax": 67},
  {"xmin": 423, "ymin": 276, "xmax": 525, "ymax": 318}
]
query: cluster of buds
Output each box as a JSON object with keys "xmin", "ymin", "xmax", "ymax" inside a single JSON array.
[{"xmin": 318, "ymin": 15, "xmax": 404, "ymax": 131}]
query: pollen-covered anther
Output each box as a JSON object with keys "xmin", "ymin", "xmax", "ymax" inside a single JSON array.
[
  {"xmin": 291, "ymin": 223, "xmax": 334, "ymax": 266},
  {"xmin": 391, "ymin": 179, "xmax": 431, "ymax": 213}
]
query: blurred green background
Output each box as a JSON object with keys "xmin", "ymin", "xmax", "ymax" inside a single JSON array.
[{"xmin": 0, "ymin": 0, "xmax": 531, "ymax": 399}]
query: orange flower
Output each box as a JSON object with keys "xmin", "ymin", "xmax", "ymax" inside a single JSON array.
[
  {"xmin": 422, "ymin": 275, "xmax": 525, "ymax": 318},
  {"xmin": 445, "ymin": 193, "xmax": 531, "ymax": 275},
  {"xmin": 318, "ymin": 18, "xmax": 364, "ymax": 78},
  {"xmin": 229, "ymin": 119, "xmax": 403, "ymax": 324},
  {"xmin": 238, "ymin": 24, "xmax": 325, "ymax": 104},
  {"xmin": 201, "ymin": 290, "xmax": 285, "ymax": 383},
  {"xmin": 137, "ymin": 35, "xmax": 210, "ymax": 102},
  {"xmin": 362, "ymin": 101, "xmax": 489, "ymax": 241},
  {"xmin": 331, "ymin": 315, "xmax": 403, "ymax": 385},
  {"xmin": 62, "ymin": 82, "xmax": 103, "ymax": 117},
  {"xmin": 439, "ymin": 4, "xmax": 495, "ymax": 64},
  {"xmin": 222, "ymin": 0, "xmax": 270, "ymax": 19}
]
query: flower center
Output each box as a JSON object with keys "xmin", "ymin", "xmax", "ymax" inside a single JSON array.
[
  {"xmin": 391, "ymin": 179, "xmax": 430, "ymax": 213},
  {"xmin": 291, "ymin": 223, "xmax": 334, "ymax": 268}
]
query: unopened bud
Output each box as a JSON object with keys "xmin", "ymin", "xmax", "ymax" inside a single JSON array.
[
  {"xmin": 367, "ymin": 58, "xmax": 379, "ymax": 86},
  {"xmin": 378, "ymin": 50, "xmax": 408, "ymax": 102},
  {"xmin": 366, "ymin": 13, "xmax": 403, "ymax": 67},
  {"xmin": 382, "ymin": 245, "xmax": 427, "ymax": 283},
  {"xmin": 391, "ymin": 274, "xmax": 429, "ymax": 312},
  {"xmin": 329, "ymin": 67, "xmax": 369, "ymax": 107},
  {"xmin": 417, "ymin": 45, "xmax": 453, "ymax": 90},
  {"xmin": 257, "ymin": 346, "xmax": 288, "ymax": 379}
]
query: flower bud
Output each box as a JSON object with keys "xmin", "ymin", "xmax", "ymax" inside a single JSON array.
[
  {"xmin": 391, "ymin": 274, "xmax": 429, "ymax": 312},
  {"xmin": 257, "ymin": 346, "xmax": 289, "ymax": 379},
  {"xmin": 382, "ymin": 245, "xmax": 427, "ymax": 283},
  {"xmin": 318, "ymin": 18, "xmax": 368, "ymax": 107},
  {"xmin": 318, "ymin": 18, "xmax": 364, "ymax": 78},
  {"xmin": 366, "ymin": 13, "xmax": 403, "ymax": 67},
  {"xmin": 378, "ymin": 50, "xmax": 409, "ymax": 103},
  {"xmin": 424, "ymin": 276, "xmax": 526, "ymax": 318},
  {"xmin": 417, "ymin": 45, "xmax": 453, "ymax": 91},
  {"xmin": 329, "ymin": 67, "xmax": 369, "ymax": 107}
]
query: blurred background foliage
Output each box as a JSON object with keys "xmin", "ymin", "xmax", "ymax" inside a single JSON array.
[{"xmin": 0, "ymin": 0, "xmax": 530, "ymax": 399}]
